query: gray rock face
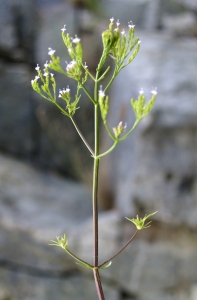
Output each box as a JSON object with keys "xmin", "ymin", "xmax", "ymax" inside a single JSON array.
[
  {"xmin": 0, "ymin": 154, "xmax": 92, "ymax": 266},
  {"xmin": 0, "ymin": 153, "xmax": 119, "ymax": 299},
  {"xmin": 0, "ymin": 270, "xmax": 119, "ymax": 300},
  {"xmin": 0, "ymin": 154, "xmax": 197, "ymax": 299},
  {"xmin": 176, "ymin": 0, "xmax": 197, "ymax": 10},
  {"xmin": 163, "ymin": 12, "xmax": 197, "ymax": 36},
  {"xmin": 102, "ymin": 31, "xmax": 197, "ymax": 227},
  {"xmin": 0, "ymin": 64, "xmax": 35, "ymax": 155}
]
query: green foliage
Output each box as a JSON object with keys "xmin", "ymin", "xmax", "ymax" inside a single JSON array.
[
  {"xmin": 126, "ymin": 212, "xmax": 158, "ymax": 230},
  {"xmin": 50, "ymin": 234, "xmax": 68, "ymax": 249},
  {"xmin": 99, "ymin": 261, "xmax": 112, "ymax": 269},
  {"xmin": 131, "ymin": 89, "xmax": 157, "ymax": 121}
]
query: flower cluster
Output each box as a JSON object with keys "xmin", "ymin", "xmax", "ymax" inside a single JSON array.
[
  {"xmin": 50, "ymin": 234, "xmax": 68, "ymax": 249},
  {"xmin": 131, "ymin": 88, "xmax": 157, "ymax": 121},
  {"xmin": 31, "ymin": 18, "xmax": 157, "ymax": 147},
  {"xmin": 113, "ymin": 121, "xmax": 127, "ymax": 139},
  {"xmin": 126, "ymin": 212, "xmax": 158, "ymax": 230},
  {"xmin": 98, "ymin": 17, "xmax": 141, "ymax": 74},
  {"xmin": 58, "ymin": 86, "xmax": 70, "ymax": 98}
]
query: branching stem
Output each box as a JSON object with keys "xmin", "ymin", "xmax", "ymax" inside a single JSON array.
[
  {"xmin": 70, "ymin": 117, "xmax": 95, "ymax": 156},
  {"xmin": 65, "ymin": 248, "xmax": 93, "ymax": 268}
]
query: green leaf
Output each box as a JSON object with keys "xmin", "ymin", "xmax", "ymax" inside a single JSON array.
[
  {"xmin": 75, "ymin": 262, "xmax": 93, "ymax": 269},
  {"xmin": 100, "ymin": 261, "xmax": 112, "ymax": 269}
]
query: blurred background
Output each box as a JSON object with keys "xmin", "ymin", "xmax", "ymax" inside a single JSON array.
[{"xmin": 0, "ymin": 0, "xmax": 197, "ymax": 299}]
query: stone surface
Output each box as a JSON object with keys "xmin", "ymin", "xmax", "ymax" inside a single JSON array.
[
  {"xmin": 163, "ymin": 12, "xmax": 197, "ymax": 36},
  {"xmin": 100, "ymin": 0, "xmax": 150, "ymax": 28},
  {"xmin": 0, "ymin": 154, "xmax": 197, "ymax": 299},
  {"xmin": 0, "ymin": 154, "xmax": 92, "ymax": 267},
  {"xmin": 0, "ymin": 64, "xmax": 35, "ymax": 155},
  {"xmin": 0, "ymin": 153, "xmax": 120, "ymax": 299},
  {"xmin": 176, "ymin": 0, "xmax": 197, "ymax": 10},
  {"xmin": 0, "ymin": 270, "xmax": 119, "ymax": 300}
]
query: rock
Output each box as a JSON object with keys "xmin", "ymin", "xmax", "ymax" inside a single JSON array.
[
  {"xmin": 101, "ymin": 30, "xmax": 197, "ymax": 227},
  {"xmin": 0, "ymin": 64, "xmax": 36, "ymax": 156},
  {"xmin": 175, "ymin": 0, "xmax": 197, "ymax": 10},
  {"xmin": 0, "ymin": 154, "xmax": 92, "ymax": 266},
  {"xmin": 191, "ymin": 285, "xmax": 197, "ymax": 300},
  {"xmin": 99, "ymin": 225, "xmax": 197, "ymax": 300},
  {"xmin": 0, "ymin": 153, "xmax": 120, "ymax": 299},
  {"xmin": 0, "ymin": 154, "xmax": 197, "ymax": 299},
  {"xmin": 99, "ymin": 0, "xmax": 150, "ymax": 28},
  {"xmin": 0, "ymin": 270, "xmax": 119, "ymax": 300},
  {"xmin": 163, "ymin": 12, "xmax": 197, "ymax": 36}
]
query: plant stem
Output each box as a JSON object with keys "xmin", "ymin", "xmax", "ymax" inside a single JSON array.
[
  {"xmin": 98, "ymin": 230, "xmax": 139, "ymax": 268},
  {"xmin": 66, "ymin": 248, "xmax": 93, "ymax": 268},
  {"xmin": 93, "ymin": 153, "xmax": 99, "ymax": 267},
  {"xmin": 97, "ymin": 140, "xmax": 118, "ymax": 159},
  {"xmin": 70, "ymin": 117, "xmax": 95, "ymax": 156},
  {"xmin": 119, "ymin": 120, "xmax": 139, "ymax": 142},
  {"xmin": 80, "ymin": 82, "xmax": 96, "ymax": 104},
  {"xmin": 104, "ymin": 68, "xmax": 117, "ymax": 93},
  {"xmin": 92, "ymin": 74, "xmax": 105, "ymax": 299},
  {"xmin": 103, "ymin": 122, "xmax": 116, "ymax": 141},
  {"xmin": 93, "ymin": 269, "xmax": 105, "ymax": 300}
]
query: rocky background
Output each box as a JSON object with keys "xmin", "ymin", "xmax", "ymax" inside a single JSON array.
[{"xmin": 0, "ymin": 0, "xmax": 197, "ymax": 299}]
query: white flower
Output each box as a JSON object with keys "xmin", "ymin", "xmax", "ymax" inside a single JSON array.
[
  {"xmin": 151, "ymin": 87, "xmax": 158, "ymax": 95},
  {"xmin": 50, "ymin": 73, "xmax": 54, "ymax": 77},
  {"xmin": 44, "ymin": 61, "xmax": 49, "ymax": 68},
  {"xmin": 138, "ymin": 40, "xmax": 141, "ymax": 44},
  {"xmin": 121, "ymin": 29, "xmax": 126, "ymax": 36},
  {"xmin": 43, "ymin": 72, "xmax": 49, "ymax": 77},
  {"xmin": 61, "ymin": 24, "xmax": 66, "ymax": 32},
  {"xmin": 119, "ymin": 121, "xmax": 127, "ymax": 130},
  {"xmin": 99, "ymin": 85, "xmax": 105, "ymax": 97},
  {"xmin": 110, "ymin": 17, "xmax": 114, "ymax": 23},
  {"xmin": 35, "ymin": 64, "xmax": 40, "ymax": 71},
  {"xmin": 65, "ymin": 85, "xmax": 70, "ymax": 93},
  {"xmin": 66, "ymin": 60, "xmax": 76, "ymax": 72},
  {"xmin": 116, "ymin": 19, "xmax": 120, "ymax": 27},
  {"xmin": 68, "ymin": 48, "xmax": 72, "ymax": 53},
  {"xmin": 58, "ymin": 86, "xmax": 70, "ymax": 98},
  {"xmin": 48, "ymin": 48, "xmax": 56, "ymax": 56},
  {"xmin": 58, "ymin": 89, "xmax": 63, "ymax": 98},
  {"xmin": 118, "ymin": 121, "xmax": 127, "ymax": 130},
  {"xmin": 139, "ymin": 88, "xmax": 144, "ymax": 95},
  {"xmin": 128, "ymin": 21, "xmax": 135, "ymax": 29},
  {"xmin": 72, "ymin": 35, "xmax": 80, "ymax": 43},
  {"xmin": 84, "ymin": 62, "xmax": 88, "ymax": 69},
  {"xmin": 31, "ymin": 75, "xmax": 40, "ymax": 84}
]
